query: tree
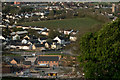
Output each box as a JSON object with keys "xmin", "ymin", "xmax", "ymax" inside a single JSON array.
[
  {"xmin": 77, "ymin": 18, "xmax": 120, "ymax": 79},
  {"xmin": 48, "ymin": 10, "xmax": 55, "ymax": 17},
  {"xmin": 49, "ymin": 29, "xmax": 61, "ymax": 39},
  {"xmin": 2, "ymin": 5, "xmax": 19, "ymax": 14},
  {"xmin": 28, "ymin": 29, "xmax": 39, "ymax": 37},
  {"xmin": 12, "ymin": 27, "xmax": 23, "ymax": 32},
  {"xmin": 19, "ymin": 6, "xmax": 33, "ymax": 13}
]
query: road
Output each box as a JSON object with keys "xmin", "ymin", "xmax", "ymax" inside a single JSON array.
[{"xmin": 10, "ymin": 51, "xmax": 78, "ymax": 56}]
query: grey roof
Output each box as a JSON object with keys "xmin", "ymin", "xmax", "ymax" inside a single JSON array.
[{"xmin": 37, "ymin": 56, "xmax": 59, "ymax": 61}]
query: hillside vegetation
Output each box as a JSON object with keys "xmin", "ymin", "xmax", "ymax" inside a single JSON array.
[{"xmin": 78, "ymin": 18, "xmax": 120, "ymax": 78}]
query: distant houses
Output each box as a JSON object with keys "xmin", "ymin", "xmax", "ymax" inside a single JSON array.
[
  {"xmin": 35, "ymin": 55, "xmax": 61, "ymax": 67},
  {"xmin": 3, "ymin": 55, "xmax": 61, "ymax": 68},
  {"xmin": 3, "ymin": 24, "xmax": 78, "ymax": 51}
]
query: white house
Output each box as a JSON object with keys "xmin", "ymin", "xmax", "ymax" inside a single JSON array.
[
  {"xmin": 12, "ymin": 34, "xmax": 20, "ymax": 40},
  {"xmin": 22, "ymin": 39, "xmax": 28, "ymax": 44},
  {"xmin": 53, "ymin": 36, "xmax": 65, "ymax": 44},
  {"xmin": 0, "ymin": 35, "xmax": 5, "ymax": 40}
]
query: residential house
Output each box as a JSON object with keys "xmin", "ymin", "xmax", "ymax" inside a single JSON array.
[
  {"xmin": 51, "ymin": 40, "xmax": 62, "ymax": 50},
  {"xmin": 5, "ymin": 40, "xmax": 21, "ymax": 49},
  {"xmin": 18, "ymin": 44, "xmax": 31, "ymax": 50},
  {"xmin": 10, "ymin": 58, "xmax": 19, "ymax": 65},
  {"xmin": 28, "ymin": 39, "xmax": 41, "ymax": 45},
  {"xmin": 23, "ymin": 35, "xmax": 30, "ymax": 40},
  {"xmin": 45, "ymin": 42, "xmax": 51, "ymax": 49},
  {"xmin": 41, "ymin": 31, "xmax": 49, "ymax": 36},
  {"xmin": 71, "ymin": 31, "xmax": 79, "ymax": 35},
  {"xmin": 21, "ymin": 39, "xmax": 28, "ymax": 44},
  {"xmin": 35, "ymin": 55, "xmax": 61, "ymax": 67},
  {"xmin": 0, "ymin": 35, "xmax": 5, "ymax": 40},
  {"xmin": 38, "ymin": 37, "xmax": 47, "ymax": 44},
  {"xmin": 6, "ymin": 40, "xmax": 31, "ymax": 50},
  {"xmin": 69, "ymin": 36, "xmax": 77, "ymax": 41},
  {"xmin": 8, "ymin": 56, "xmax": 24, "ymax": 66},
  {"xmin": 22, "ymin": 35, "xmax": 39, "ymax": 44},
  {"xmin": 64, "ymin": 30, "xmax": 73, "ymax": 35},
  {"xmin": 53, "ymin": 36, "xmax": 65, "ymax": 45},
  {"xmin": 33, "ymin": 44, "xmax": 45, "ymax": 51},
  {"xmin": 12, "ymin": 34, "xmax": 20, "ymax": 40}
]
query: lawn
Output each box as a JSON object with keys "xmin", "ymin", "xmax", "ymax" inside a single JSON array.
[{"xmin": 19, "ymin": 17, "xmax": 103, "ymax": 30}]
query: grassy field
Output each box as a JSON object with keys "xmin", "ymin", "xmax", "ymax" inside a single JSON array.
[{"xmin": 19, "ymin": 17, "xmax": 103, "ymax": 30}]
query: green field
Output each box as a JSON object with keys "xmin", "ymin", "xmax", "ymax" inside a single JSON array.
[{"xmin": 19, "ymin": 17, "xmax": 103, "ymax": 30}]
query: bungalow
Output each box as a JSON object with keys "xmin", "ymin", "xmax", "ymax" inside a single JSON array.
[{"xmin": 35, "ymin": 55, "xmax": 61, "ymax": 67}]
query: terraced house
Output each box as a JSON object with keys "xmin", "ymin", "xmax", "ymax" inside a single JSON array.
[{"xmin": 35, "ymin": 55, "xmax": 61, "ymax": 67}]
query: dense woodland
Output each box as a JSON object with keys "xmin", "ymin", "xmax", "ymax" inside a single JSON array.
[{"xmin": 77, "ymin": 18, "xmax": 120, "ymax": 78}]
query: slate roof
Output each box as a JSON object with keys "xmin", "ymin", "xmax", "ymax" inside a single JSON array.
[{"xmin": 37, "ymin": 56, "xmax": 59, "ymax": 61}]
